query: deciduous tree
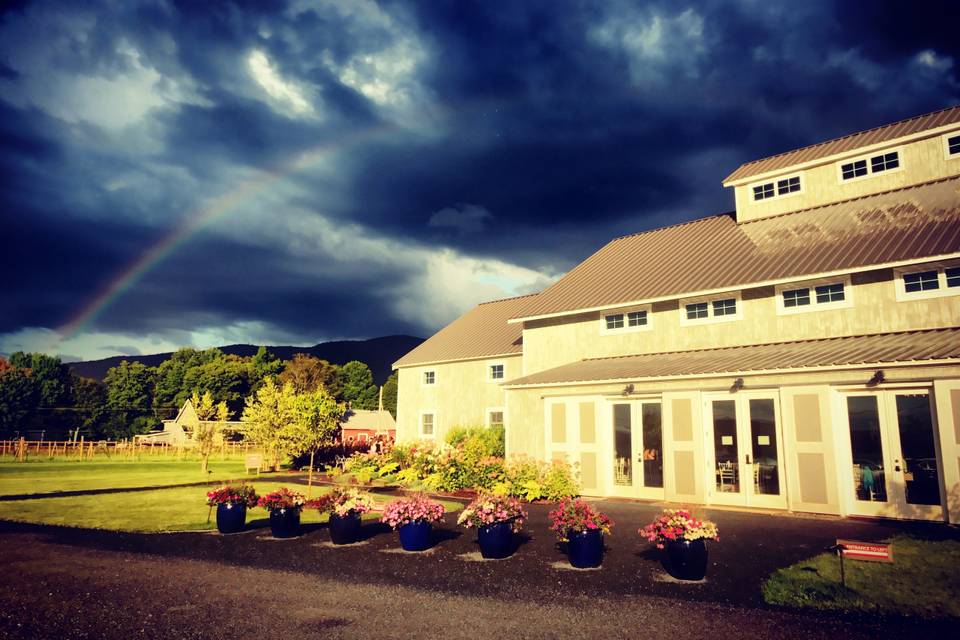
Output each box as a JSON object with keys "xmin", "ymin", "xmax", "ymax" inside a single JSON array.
[
  {"xmin": 381, "ymin": 372, "xmax": 398, "ymax": 418},
  {"xmin": 277, "ymin": 354, "xmax": 340, "ymax": 396},
  {"xmin": 339, "ymin": 360, "xmax": 378, "ymax": 410}
]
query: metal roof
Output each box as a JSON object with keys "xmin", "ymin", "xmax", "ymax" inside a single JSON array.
[
  {"xmin": 505, "ymin": 328, "xmax": 960, "ymax": 387},
  {"xmin": 341, "ymin": 409, "xmax": 396, "ymax": 431},
  {"xmin": 393, "ymin": 294, "xmax": 533, "ymax": 368},
  {"xmin": 724, "ymin": 105, "xmax": 960, "ymax": 184},
  {"xmin": 512, "ymin": 176, "xmax": 960, "ymax": 321}
]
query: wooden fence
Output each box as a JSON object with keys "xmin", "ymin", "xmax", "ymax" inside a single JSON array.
[{"xmin": 0, "ymin": 438, "xmax": 260, "ymax": 462}]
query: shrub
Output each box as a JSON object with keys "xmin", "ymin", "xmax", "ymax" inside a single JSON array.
[
  {"xmin": 445, "ymin": 425, "xmax": 505, "ymax": 457},
  {"xmin": 540, "ymin": 460, "xmax": 580, "ymax": 501}
]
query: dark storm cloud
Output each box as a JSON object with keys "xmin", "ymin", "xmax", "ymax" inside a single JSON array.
[{"xmin": 0, "ymin": 0, "xmax": 958, "ymax": 358}]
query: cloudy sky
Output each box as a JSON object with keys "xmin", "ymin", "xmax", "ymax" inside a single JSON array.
[{"xmin": 1, "ymin": 0, "xmax": 958, "ymax": 362}]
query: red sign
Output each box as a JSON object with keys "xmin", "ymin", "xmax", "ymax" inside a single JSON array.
[{"xmin": 836, "ymin": 539, "xmax": 893, "ymax": 563}]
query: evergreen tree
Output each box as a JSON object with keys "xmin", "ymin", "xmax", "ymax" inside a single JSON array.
[{"xmin": 339, "ymin": 360, "xmax": 378, "ymax": 410}]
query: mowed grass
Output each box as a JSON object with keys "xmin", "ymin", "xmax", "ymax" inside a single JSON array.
[
  {"xmin": 0, "ymin": 460, "xmax": 255, "ymax": 496},
  {"xmin": 0, "ymin": 482, "xmax": 464, "ymax": 533},
  {"xmin": 763, "ymin": 535, "xmax": 960, "ymax": 619}
]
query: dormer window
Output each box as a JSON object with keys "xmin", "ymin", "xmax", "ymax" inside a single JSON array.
[
  {"xmin": 680, "ymin": 293, "xmax": 742, "ymax": 325},
  {"xmin": 752, "ymin": 175, "xmax": 801, "ymax": 202},
  {"xmin": 895, "ymin": 265, "xmax": 960, "ymax": 301},
  {"xmin": 839, "ymin": 150, "xmax": 901, "ymax": 182},
  {"xmin": 945, "ymin": 133, "xmax": 960, "ymax": 157},
  {"xmin": 776, "ymin": 277, "xmax": 852, "ymax": 315},
  {"xmin": 601, "ymin": 305, "xmax": 652, "ymax": 334}
]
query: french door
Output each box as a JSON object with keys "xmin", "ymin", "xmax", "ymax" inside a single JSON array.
[
  {"xmin": 608, "ymin": 400, "xmax": 664, "ymax": 499},
  {"xmin": 704, "ymin": 393, "xmax": 787, "ymax": 509},
  {"xmin": 843, "ymin": 391, "xmax": 943, "ymax": 520}
]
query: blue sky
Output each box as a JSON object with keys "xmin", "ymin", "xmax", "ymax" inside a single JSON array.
[{"xmin": 1, "ymin": 0, "xmax": 957, "ymax": 361}]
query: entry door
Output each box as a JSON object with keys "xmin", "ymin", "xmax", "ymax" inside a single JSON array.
[
  {"xmin": 704, "ymin": 394, "xmax": 787, "ymax": 509},
  {"xmin": 608, "ymin": 401, "xmax": 664, "ymax": 499},
  {"xmin": 843, "ymin": 391, "xmax": 943, "ymax": 520}
]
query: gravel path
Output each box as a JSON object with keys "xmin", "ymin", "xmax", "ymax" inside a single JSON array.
[{"xmin": 1, "ymin": 497, "xmax": 956, "ymax": 638}]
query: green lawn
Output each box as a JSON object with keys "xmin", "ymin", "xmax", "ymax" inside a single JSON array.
[
  {"xmin": 0, "ymin": 460, "xmax": 258, "ymax": 496},
  {"xmin": 763, "ymin": 535, "xmax": 960, "ymax": 619},
  {"xmin": 0, "ymin": 482, "xmax": 463, "ymax": 533}
]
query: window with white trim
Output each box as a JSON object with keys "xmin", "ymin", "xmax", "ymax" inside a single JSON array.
[
  {"xmin": 947, "ymin": 134, "xmax": 960, "ymax": 156},
  {"xmin": 489, "ymin": 363, "xmax": 504, "ymax": 380},
  {"xmin": 681, "ymin": 294, "xmax": 741, "ymax": 325},
  {"xmin": 776, "ymin": 277, "xmax": 851, "ymax": 315},
  {"xmin": 601, "ymin": 305, "xmax": 652, "ymax": 334},
  {"xmin": 423, "ymin": 370, "xmax": 435, "ymax": 385},
  {"xmin": 839, "ymin": 150, "xmax": 901, "ymax": 182},
  {"xmin": 421, "ymin": 413, "xmax": 435, "ymax": 437},
  {"xmin": 488, "ymin": 410, "xmax": 504, "ymax": 429},
  {"xmin": 752, "ymin": 174, "xmax": 802, "ymax": 202},
  {"xmin": 896, "ymin": 265, "xmax": 960, "ymax": 301}
]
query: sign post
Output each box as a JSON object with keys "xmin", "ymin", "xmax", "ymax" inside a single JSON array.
[{"xmin": 829, "ymin": 539, "xmax": 893, "ymax": 587}]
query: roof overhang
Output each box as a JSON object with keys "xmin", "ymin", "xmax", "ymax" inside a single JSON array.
[{"xmin": 508, "ymin": 252, "xmax": 960, "ymax": 325}]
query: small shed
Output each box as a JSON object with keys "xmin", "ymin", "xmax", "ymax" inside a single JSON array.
[{"xmin": 340, "ymin": 409, "xmax": 396, "ymax": 445}]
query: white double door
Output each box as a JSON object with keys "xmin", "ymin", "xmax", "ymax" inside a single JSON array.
[
  {"xmin": 842, "ymin": 390, "xmax": 943, "ymax": 520},
  {"xmin": 704, "ymin": 393, "xmax": 787, "ymax": 509}
]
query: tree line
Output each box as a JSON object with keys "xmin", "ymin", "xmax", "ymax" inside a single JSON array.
[{"xmin": 0, "ymin": 347, "xmax": 398, "ymax": 440}]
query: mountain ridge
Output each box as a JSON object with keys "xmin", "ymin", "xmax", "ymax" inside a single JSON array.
[{"xmin": 67, "ymin": 335, "xmax": 424, "ymax": 386}]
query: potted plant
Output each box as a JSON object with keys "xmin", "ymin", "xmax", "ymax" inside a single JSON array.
[
  {"xmin": 380, "ymin": 494, "xmax": 445, "ymax": 551},
  {"xmin": 457, "ymin": 493, "xmax": 527, "ymax": 559},
  {"xmin": 257, "ymin": 487, "xmax": 306, "ymax": 538},
  {"xmin": 639, "ymin": 508, "xmax": 719, "ymax": 581},
  {"xmin": 206, "ymin": 484, "xmax": 258, "ymax": 534},
  {"xmin": 548, "ymin": 497, "xmax": 614, "ymax": 568},
  {"xmin": 307, "ymin": 488, "xmax": 375, "ymax": 545}
]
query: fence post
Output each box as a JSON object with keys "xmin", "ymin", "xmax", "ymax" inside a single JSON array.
[{"xmin": 17, "ymin": 437, "xmax": 26, "ymax": 462}]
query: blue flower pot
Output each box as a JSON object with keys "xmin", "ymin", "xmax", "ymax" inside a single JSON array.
[
  {"xmin": 398, "ymin": 521, "xmax": 432, "ymax": 551},
  {"xmin": 329, "ymin": 511, "xmax": 362, "ymax": 545},
  {"xmin": 269, "ymin": 507, "xmax": 301, "ymax": 538},
  {"xmin": 478, "ymin": 521, "xmax": 515, "ymax": 559},
  {"xmin": 663, "ymin": 539, "xmax": 708, "ymax": 581},
  {"xmin": 568, "ymin": 528, "xmax": 604, "ymax": 568},
  {"xmin": 216, "ymin": 502, "xmax": 246, "ymax": 534}
]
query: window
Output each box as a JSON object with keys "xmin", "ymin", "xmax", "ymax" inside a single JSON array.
[
  {"xmin": 777, "ymin": 176, "xmax": 800, "ymax": 195},
  {"xmin": 627, "ymin": 310, "xmax": 647, "ymax": 326},
  {"xmin": 752, "ymin": 175, "xmax": 801, "ymax": 202},
  {"xmin": 904, "ymin": 270, "xmax": 939, "ymax": 293},
  {"xmin": 841, "ymin": 159, "xmax": 867, "ymax": 180},
  {"xmin": 712, "ymin": 298, "xmax": 737, "ymax": 316},
  {"xmin": 815, "ymin": 282, "xmax": 845, "ymax": 303},
  {"xmin": 753, "ymin": 183, "xmax": 774, "ymax": 200},
  {"xmin": 840, "ymin": 151, "xmax": 901, "ymax": 181},
  {"xmin": 946, "ymin": 267, "xmax": 960, "ymax": 288},
  {"xmin": 488, "ymin": 410, "xmax": 504, "ymax": 429},
  {"xmin": 423, "ymin": 371, "xmax": 435, "ymax": 385},
  {"xmin": 948, "ymin": 134, "xmax": 960, "ymax": 156},
  {"xmin": 605, "ymin": 314, "xmax": 624, "ymax": 329},
  {"xmin": 871, "ymin": 151, "xmax": 899, "ymax": 173},
  {"xmin": 685, "ymin": 302, "xmax": 708, "ymax": 319},
  {"xmin": 421, "ymin": 413, "xmax": 434, "ymax": 437},
  {"xmin": 896, "ymin": 266, "xmax": 960, "ymax": 301},
  {"xmin": 601, "ymin": 305, "xmax": 652, "ymax": 334},
  {"xmin": 777, "ymin": 278, "xmax": 851, "ymax": 314},
  {"xmin": 490, "ymin": 364, "xmax": 504, "ymax": 380},
  {"xmin": 782, "ymin": 288, "xmax": 811, "ymax": 307},
  {"xmin": 681, "ymin": 293, "xmax": 742, "ymax": 325}
]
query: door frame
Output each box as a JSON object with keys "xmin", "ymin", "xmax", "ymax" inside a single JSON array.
[
  {"xmin": 703, "ymin": 391, "xmax": 788, "ymax": 510},
  {"xmin": 837, "ymin": 389, "xmax": 945, "ymax": 521},
  {"xmin": 604, "ymin": 397, "xmax": 665, "ymax": 500}
]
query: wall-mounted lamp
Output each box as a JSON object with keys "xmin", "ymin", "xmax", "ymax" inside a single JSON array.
[
  {"xmin": 622, "ymin": 383, "xmax": 635, "ymax": 396},
  {"xmin": 730, "ymin": 377, "xmax": 745, "ymax": 392},
  {"xmin": 867, "ymin": 370, "xmax": 885, "ymax": 387}
]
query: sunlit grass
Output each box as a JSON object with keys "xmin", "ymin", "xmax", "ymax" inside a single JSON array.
[
  {"xmin": 763, "ymin": 535, "xmax": 960, "ymax": 619},
  {"xmin": 0, "ymin": 482, "xmax": 463, "ymax": 533}
]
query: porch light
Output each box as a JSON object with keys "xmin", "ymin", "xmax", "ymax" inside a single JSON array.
[
  {"xmin": 867, "ymin": 370, "xmax": 885, "ymax": 387},
  {"xmin": 622, "ymin": 383, "xmax": 635, "ymax": 396},
  {"xmin": 730, "ymin": 377, "xmax": 745, "ymax": 392}
]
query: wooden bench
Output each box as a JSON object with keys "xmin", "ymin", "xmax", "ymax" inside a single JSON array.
[{"xmin": 245, "ymin": 454, "xmax": 263, "ymax": 475}]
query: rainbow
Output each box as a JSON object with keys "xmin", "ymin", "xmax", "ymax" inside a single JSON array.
[{"xmin": 52, "ymin": 122, "xmax": 399, "ymax": 350}]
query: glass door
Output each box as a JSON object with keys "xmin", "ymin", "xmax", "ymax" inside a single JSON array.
[
  {"xmin": 844, "ymin": 391, "xmax": 943, "ymax": 520},
  {"xmin": 608, "ymin": 401, "xmax": 663, "ymax": 498},
  {"xmin": 705, "ymin": 393, "xmax": 786, "ymax": 509}
]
